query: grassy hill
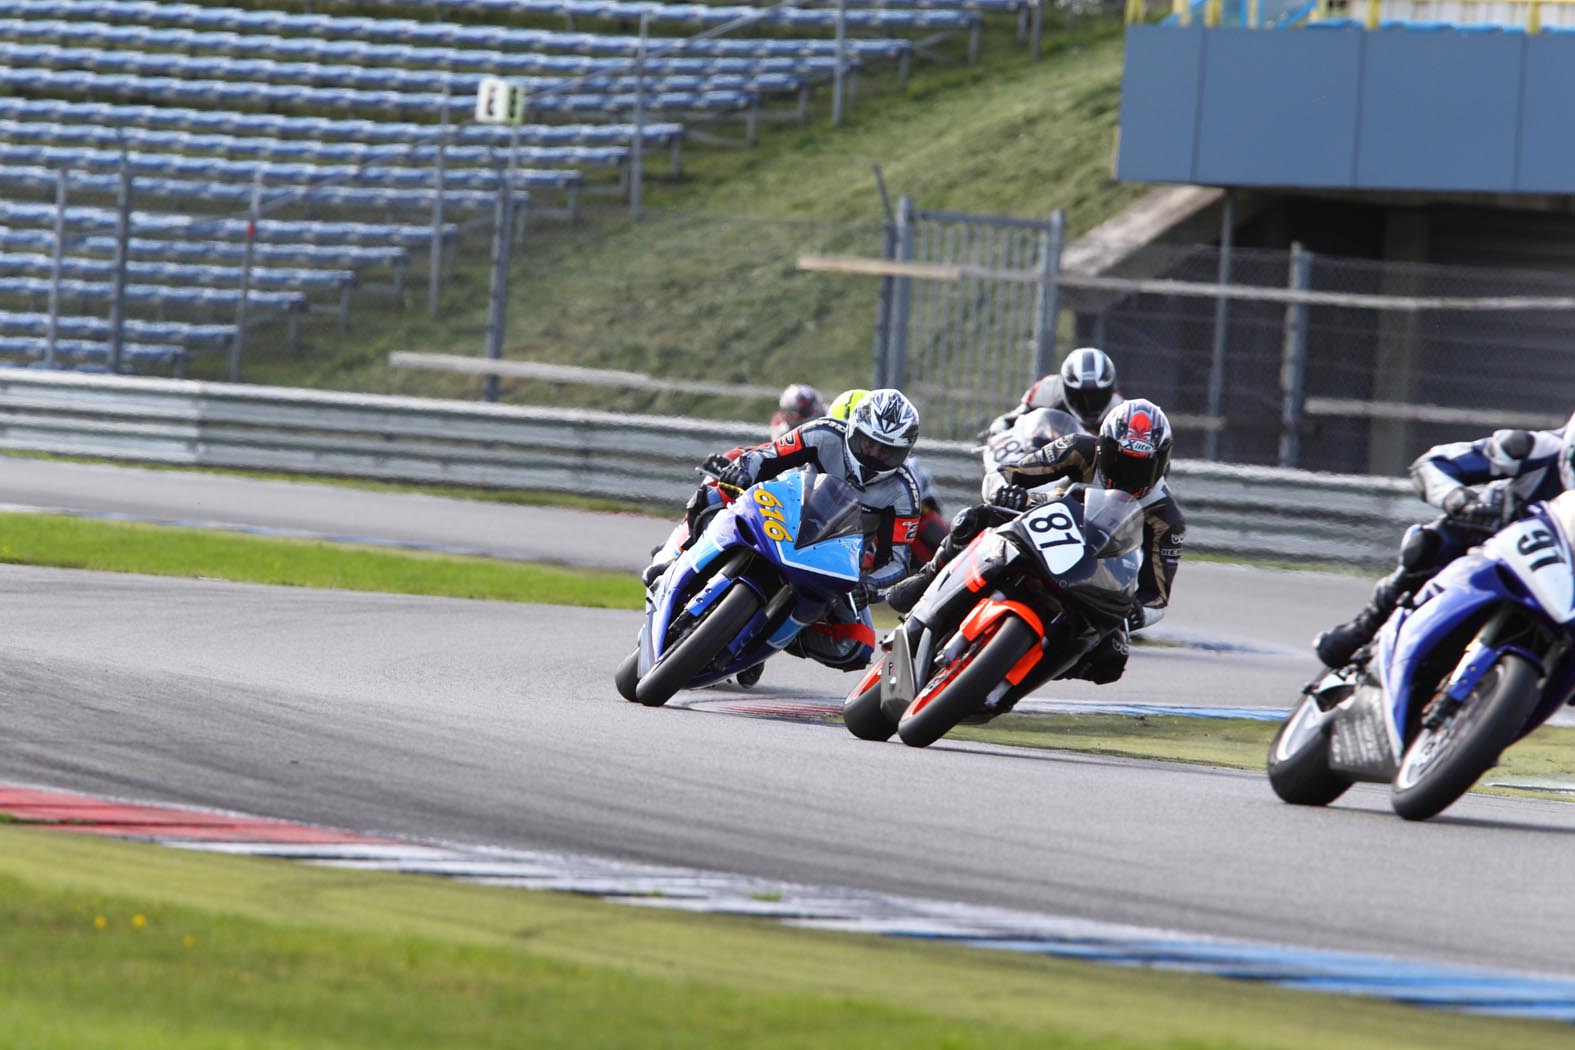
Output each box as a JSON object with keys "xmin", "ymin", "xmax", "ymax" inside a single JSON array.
[{"xmin": 227, "ymin": 20, "xmax": 1143, "ymax": 417}]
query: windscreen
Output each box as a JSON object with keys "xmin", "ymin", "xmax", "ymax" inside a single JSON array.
[
  {"xmin": 1022, "ymin": 408, "xmax": 1082, "ymax": 445},
  {"xmin": 1081, "ymin": 488, "xmax": 1144, "ymax": 559},
  {"xmin": 795, "ymin": 470, "xmax": 865, "ymax": 549}
]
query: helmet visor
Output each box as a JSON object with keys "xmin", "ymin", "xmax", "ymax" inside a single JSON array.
[
  {"xmin": 1098, "ymin": 435, "xmax": 1158, "ymax": 496},
  {"xmin": 849, "ymin": 430, "xmax": 910, "ymax": 476},
  {"xmin": 1065, "ymin": 383, "xmax": 1110, "ymax": 423}
]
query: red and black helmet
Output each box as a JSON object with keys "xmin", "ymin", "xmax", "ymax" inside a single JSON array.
[{"xmin": 1096, "ymin": 399, "xmax": 1172, "ymax": 498}]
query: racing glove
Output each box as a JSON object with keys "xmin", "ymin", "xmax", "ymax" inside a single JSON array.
[
  {"xmin": 991, "ymin": 484, "xmax": 1031, "ymax": 514},
  {"xmin": 701, "ymin": 453, "xmax": 749, "ymax": 493},
  {"xmin": 850, "ymin": 581, "xmax": 884, "ymax": 611},
  {"xmin": 1442, "ymin": 486, "xmax": 1502, "ymax": 531}
]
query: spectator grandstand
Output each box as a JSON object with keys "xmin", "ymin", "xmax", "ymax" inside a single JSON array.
[{"xmin": 0, "ymin": 0, "xmax": 1012, "ymax": 377}]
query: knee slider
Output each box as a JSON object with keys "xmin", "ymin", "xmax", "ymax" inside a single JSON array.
[{"xmin": 1399, "ymin": 524, "xmax": 1444, "ymax": 572}]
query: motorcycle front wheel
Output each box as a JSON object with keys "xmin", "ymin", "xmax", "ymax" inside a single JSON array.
[
  {"xmin": 896, "ymin": 616, "xmax": 1038, "ymax": 749},
  {"xmin": 634, "ymin": 584, "xmax": 762, "ymax": 708},
  {"xmin": 1391, "ymin": 654, "xmax": 1541, "ymax": 821},
  {"xmin": 843, "ymin": 662, "xmax": 896, "ymax": 741},
  {"xmin": 1266, "ymin": 693, "xmax": 1351, "ymax": 806}
]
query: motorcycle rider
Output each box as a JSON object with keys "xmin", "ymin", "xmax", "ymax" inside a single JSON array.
[
  {"xmin": 829, "ymin": 387, "xmax": 948, "ymax": 563},
  {"xmin": 888, "ymin": 399, "xmax": 1184, "ymax": 685},
  {"xmin": 647, "ymin": 388, "xmax": 925, "ymax": 672},
  {"xmin": 987, "ymin": 347, "xmax": 1124, "ymax": 436},
  {"xmin": 770, "ymin": 383, "xmax": 827, "ymax": 440},
  {"xmin": 1314, "ymin": 420, "xmax": 1575, "ymax": 669}
]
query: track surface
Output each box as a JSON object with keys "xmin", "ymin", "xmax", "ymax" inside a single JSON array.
[{"xmin": 7, "ymin": 564, "xmax": 1575, "ymax": 978}]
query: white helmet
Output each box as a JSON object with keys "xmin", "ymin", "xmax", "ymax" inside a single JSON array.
[
  {"xmin": 844, "ymin": 388, "xmax": 919, "ymax": 487},
  {"xmin": 1060, "ymin": 347, "xmax": 1118, "ymax": 429},
  {"xmin": 1559, "ymin": 412, "xmax": 1575, "ymax": 492}
]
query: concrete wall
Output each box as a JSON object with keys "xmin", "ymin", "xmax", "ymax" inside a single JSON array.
[{"xmin": 1118, "ymin": 25, "xmax": 1575, "ymax": 194}]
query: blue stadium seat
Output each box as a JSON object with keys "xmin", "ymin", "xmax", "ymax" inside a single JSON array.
[
  {"xmin": 0, "ymin": 142, "xmax": 582, "ymax": 193},
  {"xmin": 0, "ymin": 335, "xmax": 187, "ymax": 365},
  {"xmin": 0, "ymin": 227, "xmax": 407, "ymax": 269},
  {"xmin": 0, "ymin": 201, "xmax": 456, "ymax": 249},
  {"xmin": 0, "ymin": 66, "xmax": 756, "ymax": 117},
  {"xmin": 0, "ymin": 252, "xmax": 355, "ymax": 294},
  {"xmin": 0, "ymin": 19, "xmax": 847, "ymax": 78},
  {"xmin": 0, "ymin": 42, "xmax": 806, "ymax": 98},
  {"xmin": 6, "ymin": 0, "xmax": 912, "ymax": 60},
  {"xmin": 0, "ymin": 98, "xmax": 683, "ymax": 150},
  {"xmin": 0, "ymin": 274, "xmax": 306, "ymax": 313},
  {"xmin": 0, "ymin": 309, "xmax": 235, "ymax": 346},
  {"xmin": 348, "ymin": 0, "xmax": 977, "ymax": 30},
  {"xmin": 0, "ymin": 166, "xmax": 523, "ymax": 213}
]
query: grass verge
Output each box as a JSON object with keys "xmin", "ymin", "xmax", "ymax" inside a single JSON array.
[
  {"xmin": 1, "ymin": 826, "xmax": 1569, "ymax": 1049},
  {"xmin": 0, "ymin": 511, "xmax": 644, "ymax": 609},
  {"xmin": 953, "ymin": 712, "xmax": 1575, "ymax": 801}
]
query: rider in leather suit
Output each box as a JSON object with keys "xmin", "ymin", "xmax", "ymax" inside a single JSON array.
[
  {"xmin": 649, "ymin": 389, "xmax": 925, "ymax": 672},
  {"xmin": 888, "ymin": 399, "xmax": 1185, "ymax": 685},
  {"xmin": 988, "ymin": 347, "xmax": 1124, "ymax": 436},
  {"xmin": 1315, "ymin": 421, "xmax": 1575, "ymax": 669}
]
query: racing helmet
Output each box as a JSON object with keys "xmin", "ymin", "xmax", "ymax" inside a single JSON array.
[
  {"xmin": 1096, "ymin": 399, "xmax": 1172, "ymax": 498},
  {"xmin": 1560, "ymin": 411, "xmax": 1575, "ymax": 492},
  {"xmin": 770, "ymin": 383, "xmax": 826, "ymax": 439},
  {"xmin": 844, "ymin": 388, "xmax": 920, "ymax": 487},
  {"xmin": 1060, "ymin": 347, "xmax": 1118, "ymax": 429},
  {"xmin": 827, "ymin": 388, "xmax": 869, "ymax": 422}
]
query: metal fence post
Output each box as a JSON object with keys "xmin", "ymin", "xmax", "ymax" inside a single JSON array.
[
  {"xmin": 230, "ymin": 173, "xmax": 261, "ymax": 383},
  {"xmin": 1203, "ymin": 189, "xmax": 1235, "ymax": 460},
  {"xmin": 482, "ymin": 175, "xmax": 514, "ymax": 403},
  {"xmin": 108, "ymin": 149, "xmax": 133, "ymax": 374},
  {"xmin": 870, "ymin": 170, "xmax": 898, "ymax": 387},
  {"xmin": 428, "ymin": 85, "xmax": 449, "ymax": 318},
  {"xmin": 630, "ymin": 13, "xmax": 648, "ymax": 219},
  {"xmin": 45, "ymin": 167, "xmax": 67, "ymax": 369},
  {"xmin": 1030, "ymin": 209, "xmax": 1066, "ymax": 379},
  {"xmin": 886, "ymin": 195, "xmax": 916, "ymax": 390},
  {"xmin": 832, "ymin": 0, "xmax": 847, "ymax": 127},
  {"xmin": 1278, "ymin": 243, "xmax": 1312, "ymax": 469}
]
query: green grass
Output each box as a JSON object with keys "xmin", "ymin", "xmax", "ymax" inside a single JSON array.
[
  {"xmin": 951, "ymin": 712, "xmax": 1575, "ymax": 800},
  {"xmin": 2, "ymin": 827, "xmax": 1570, "ymax": 1049},
  {"xmin": 195, "ymin": 21, "xmax": 1144, "ymax": 416},
  {"xmin": 0, "ymin": 511, "xmax": 645, "ymax": 609}
]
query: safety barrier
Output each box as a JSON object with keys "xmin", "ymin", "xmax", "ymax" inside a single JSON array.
[{"xmin": 0, "ymin": 371, "xmax": 1424, "ymax": 565}]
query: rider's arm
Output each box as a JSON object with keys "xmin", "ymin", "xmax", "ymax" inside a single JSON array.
[
  {"xmin": 1133, "ymin": 496, "xmax": 1185, "ymax": 624},
  {"xmin": 863, "ymin": 470, "xmax": 924, "ymax": 592},
  {"xmin": 1409, "ymin": 430, "xmax": 1553, "ymax": 508},
  {"xmin": 733, "ymin": 419, "xmax": 838, "ymax": 485},
  {"xmin": 1000, "ymin": 433, "xmax": 1098, "ymax": 488}
]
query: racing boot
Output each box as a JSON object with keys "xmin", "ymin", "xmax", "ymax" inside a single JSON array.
[
  {"xmin": 885, "ymin": 561, "xmax": 939, "ymax": 616},
  {"xmin": 1313, "ymin": 570, "xmax": 1409, "ymax": 668}
]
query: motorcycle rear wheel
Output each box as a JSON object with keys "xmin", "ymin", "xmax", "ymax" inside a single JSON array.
[
  {"xmin": 1266, "ymin": 693, "xmax": 1351, "ymax": 806},
  {"xmin": 1391, "ymin": 654, "xmax": 1540, "ymax": 821},
  {"xmin": 896, "ymin": 616, "xmax": 1038, "ymax": 749},
  {"xmin": 634, "ymin": 584, "xmax": 762, "ymax": 708},
  {"xmin": 843, "ymin": 663, "xmax": 896, "ymax": 741}
]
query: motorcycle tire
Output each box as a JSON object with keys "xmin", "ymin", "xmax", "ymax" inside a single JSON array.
[
  {"xmin": 614, "ymin": 648, "xmax": 640, "ymax": 702},
  {"xmin": 1266, "ymin": 694, "xmax": 1351, "ymax": 806},
  {"xmin": 634, "ymin": 584, "xmax": 762, "ymax": 708},
  {"xmin": 897, "ymin": 616, "xmax": 1038, "ymax": 749},
  {"xmin": 843, "ymin": 664, "xmax": 896, "ymax": 741},
  {"xmin": 1391, "ymin": 654, "xmax": 1541, "ymax": 822}
]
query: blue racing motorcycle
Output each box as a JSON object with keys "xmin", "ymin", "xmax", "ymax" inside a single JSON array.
[
  {"xmin": 615, "ymin": 464, "xmax": 870, "ymax": 708},
  {"xmin": 1269, "ymin": 491, "xmax": 1575, "ymax": 820}
]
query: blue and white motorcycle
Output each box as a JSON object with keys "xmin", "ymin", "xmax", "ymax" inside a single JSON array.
[
  {"xmin": 1269, "ymin": 491, "xmax": 1575, "ymax": 821},
  {"xmin": 615, "ymin": 464, "xmax": 870, "ymax": 708}
]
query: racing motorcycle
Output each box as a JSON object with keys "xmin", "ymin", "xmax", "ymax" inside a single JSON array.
[
  {"xmin": 1269, "ymin": 490, "xmax": 1575, "ymax": 821},
  {"xmin": 980, "ymin": 407, "xmax": 1085, "ymax": 500},
  {"xmin": 615, "ymin": 464, "xmax": 871, "ymax": 708},
  {"xmin": 844, "ymin": 484, "xmax": 1143, "ymax": 748}
]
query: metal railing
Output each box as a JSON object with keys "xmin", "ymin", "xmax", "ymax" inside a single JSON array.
[
  {"xmin": 1132, "ymin": 0, "xmax": 1575, "ymax": 29},
  {"xmin": 0, "ymin": 370, "xmax": 1424, "ymax": 565}
]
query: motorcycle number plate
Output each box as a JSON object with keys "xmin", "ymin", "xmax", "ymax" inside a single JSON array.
[{"xmin": 1019, "ymin": 501, "xmax": 1084, "ymax": 575}]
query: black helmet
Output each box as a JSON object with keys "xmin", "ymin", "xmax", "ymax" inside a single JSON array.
[
  {"xmin": 1096, "ymin": 399, "xmax": 1172, "ymax": 498},
  {"xmin": 1060, "ymin": 347, "xmax": 1118, "ymax": 429}
]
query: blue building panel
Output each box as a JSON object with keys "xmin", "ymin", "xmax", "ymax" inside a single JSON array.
[
  {"xmin": 1116, "ymin": 25, "xmax": 1204, "ymax": 183},
  {"xmin": 1193, "ymin": 28, "xmax": 1362, "ymax": 187},
  {"xmin": 1516, "ymin": 35, "xmax": 1575, "ymax": 193},
  {"xmin": 1355, "ymin": 29, "xmax": 1522, "ymax": 190}
]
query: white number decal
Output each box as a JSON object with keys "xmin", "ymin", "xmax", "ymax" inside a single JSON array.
[
  {"xmin": 990, "ymin": 434, "xmax": 1022, "ymax": 466},
  {"xmin": 1020, "ymin": 502, "xmax": 1085, "ymax": 575}
]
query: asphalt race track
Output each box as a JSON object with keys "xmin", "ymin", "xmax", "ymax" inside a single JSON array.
[{"xmin": 7, "ymin": 561, "xmax": 1575, "ymax": 980}]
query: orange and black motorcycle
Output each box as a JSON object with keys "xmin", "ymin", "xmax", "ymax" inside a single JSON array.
[{"xmin": 844, "ymin": 485, "xmax": 1144, "ymax": 748}]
